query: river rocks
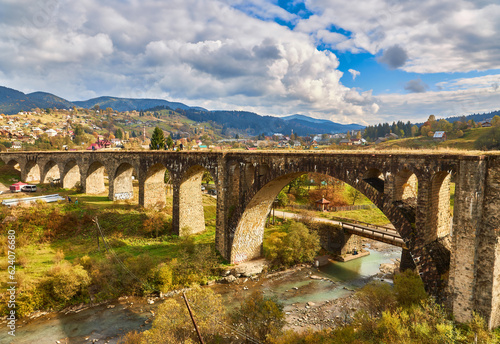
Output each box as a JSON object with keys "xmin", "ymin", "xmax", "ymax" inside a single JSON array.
[
  {"xmin": 222, "ymin": 275, "xmax": 237, "ymax": 283},
  {"xmin": 232, "ymin": 259, "xmax": 267, "ymax": 277}
]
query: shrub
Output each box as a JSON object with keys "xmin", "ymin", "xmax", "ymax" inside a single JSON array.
[
  {"xmin": 40, "ymin": 262, "xmax": 91, "ymax": 306},
  {"xmin": 393, "ymin": 269, "xmax": 428, "ymax": 308},
  {"xmin": 356, "ymin": 281, "xmax": 396, "ymax": 317},
  {"xmin": 231, "ymin": 290, "xmax": 285, "ymax": 341},
  {"xmin": 141, "ymin": 287, "xmax": 227, "ymax": 343},
  {"xmin": 264, "ymin": 221, "xmax": 320, "ymax": 267}
]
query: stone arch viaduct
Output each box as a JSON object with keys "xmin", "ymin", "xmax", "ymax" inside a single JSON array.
[{"xmin": 1, "ymin": 151, "xmax": 499, "ymax": 328}]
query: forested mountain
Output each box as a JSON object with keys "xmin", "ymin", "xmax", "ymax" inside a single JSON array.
[
  {"xmin": 27, "ymin": 92, "xmax": 75, "ymax": 109},
  {"xmin": 73, "ymin": 96, "xmax": 206, "ymax": 113},
  {"xmin": 175, "ymin": 108, "xmax": 363, "ymax": 136},
  {"xmin": 0, "ymin": 85, "xmax": 363, "ymax": 136}
]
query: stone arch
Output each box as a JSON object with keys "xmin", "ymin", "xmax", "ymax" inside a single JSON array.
[
  {"xmin": 428, "ymin": 171, "xmax": 453, "ymax": 240},
  {"xmin": 42, "ymin": 160, "xmax": 61, "ymax": 184},
  {"xmin": 363, "ymin": 168, "xmax": 385, "ymax": 193},
  {"xmin": 3, "ymin": 159, "xmax": 21, "ymax": 181},
  {"xmin": 24, "ymin": 160, "xmax": 40, "ymax": 183},
  {"xmin": 394, "ymin": 169, "xmax": 418, "ymax": 201},
  {"xmin": 62, "ymin": 160, "xmax": 81, "ymax": 189},
  {"xmin": 229, "ymin": 167, "xmax": 448, "ymax": 297},
  {"xmin": 231, "ymin": 172, "xmax": 303, "ymax": 263},
  {"xmin": 113, "ymin": 163, "xmax": 136, "ymax": 201},
  {"xmin": 86, "ymin": 161, "xmax": 107, "ymax": 195},
  {"xmin": 6, "ymin": 159, "xmax": 20, "ymax": 171},
  {"xmin": 178, "ymin": 165, "xmax": 214, "ymax": 236},
  {"xmin": 143, "ymin": 163, "xmax": 167, "ymax": 208}
]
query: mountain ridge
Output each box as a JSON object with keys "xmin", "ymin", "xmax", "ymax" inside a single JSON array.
[{"xmin": 0, "ymin": 85, "xmax": 363, "ymax": 135}]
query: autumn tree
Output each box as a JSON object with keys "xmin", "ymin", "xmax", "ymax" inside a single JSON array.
[{"xmin": 231, "ymin": 291, "xmax": 286, "ymax": 341}]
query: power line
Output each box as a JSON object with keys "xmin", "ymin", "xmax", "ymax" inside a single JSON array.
[{"xmin": 92, "ymin": 217, "xmax": 263, "ymax": 344}]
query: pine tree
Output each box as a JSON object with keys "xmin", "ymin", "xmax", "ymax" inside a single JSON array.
[
  {"xmin": 166, "ymin": 134, "xmax": 174, "ymax": 149},
  {"xmin": 150, "ymin": 127, "xmax": 165, "ymax": 150}
]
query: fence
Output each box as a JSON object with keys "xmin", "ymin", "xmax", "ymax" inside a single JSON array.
[{"xmin": 288, "ymin": 203, "xmax": 376, "ymax": 212}]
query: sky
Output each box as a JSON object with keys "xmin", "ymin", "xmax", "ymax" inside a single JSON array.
[{"xmin": 0, "ymin": 0, "xmax": 499, "ymax": 125}]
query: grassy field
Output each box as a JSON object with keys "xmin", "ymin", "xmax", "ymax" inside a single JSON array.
[{"xmin": 0, "ymin": 189, "xmax": 219, "ymax": 316}]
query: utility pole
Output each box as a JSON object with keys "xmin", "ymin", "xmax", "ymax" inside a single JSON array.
[{"xmin": 182, "ymin": 292, "xmax": 205, "ymax": 344}]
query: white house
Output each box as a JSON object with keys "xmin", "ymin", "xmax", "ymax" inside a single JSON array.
[{"xmin": 45, "ymin": 129, "xmax": 57, "ymax": 137}]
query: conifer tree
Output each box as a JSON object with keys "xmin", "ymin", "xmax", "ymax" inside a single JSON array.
[{"xmin": 149, "ymin": 127, "xmax": 165, "ymax": 150}]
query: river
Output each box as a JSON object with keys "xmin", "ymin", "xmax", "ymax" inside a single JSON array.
[{"xmin": 1, "ymin": 242, "xmax": 401, "ymax": 344}]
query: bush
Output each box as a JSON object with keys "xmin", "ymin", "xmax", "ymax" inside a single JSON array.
[
  {"xmin": 264, "ymin": 221, "xmax": 320, "ymax": 267},
  {"xmin": 141, "ymin": 287, "xmax": 227, "ymax": 343},
  {"xmin": 39, "ymin": 262, "xmax": 90, "ymax": 306},
  {"xmin": 393, "ymin": 270, "xmax": 428, "ymax": 308},
  {"xmin": 231, "ymin": 290, "xmax": 285, "ymax": 342},
  {"xmin": 356, "ymin": 281, "xmax": 396, "ymax": 317}
]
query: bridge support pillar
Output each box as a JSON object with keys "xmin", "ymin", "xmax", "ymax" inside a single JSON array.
[
  {"xmin": 317, "ymin": 224, "xmax": 360, "ymax": 256},
  {"xmin": 468, "ymin": 159, "xmax": 500, "ymax": 329},
  {"xmin": 400, "ymin": 248, "xmax": 416, "ymax": 271},
  {"xmin": 449, "ymin": 159, "xmax": 488, "ymax": 325}
]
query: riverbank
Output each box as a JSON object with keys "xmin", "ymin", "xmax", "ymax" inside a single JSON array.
[{"xmin": 1, "ymin": 240, "xmax": 400, "ymax": 344}]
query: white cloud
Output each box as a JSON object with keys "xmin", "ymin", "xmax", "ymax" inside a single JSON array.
[
  {"xmin": 0, "ymin": 0, "xmax": 498, "ymax": 126},
  {"xmin": 348, "ymin": 69, "xmax": 360, "ymax": 80},
  {"xmin": 377, "ymin": 75, "xmax": 500, "ymax": 123},
  {"xmin": 295, "ymin": 0, "xmax": 500, "ymax": 73},
  {"xmin": 0, "ymin": 0, "xmax": 383, "ymax": 124}
]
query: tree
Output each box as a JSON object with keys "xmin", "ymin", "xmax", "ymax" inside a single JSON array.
[
  {"xmin": 347, "ymin": 186, "xmax": 362, "ymax": 205},
  {"xmin": 115, "ymin": 128, "xmax": 123, "ymax": 139},
  {"xmin": 149, "ymin": 127, "xmax": 165, "ymax": 150},
  {"xmin": 166, "ymin": 134, "xmax": 174, "ymax": 149},
  {"xmin": 230, "ymin": 291, "xmax": 285, "ymax": 341},
  {"xmin": 492, "ymin": 115, "xmax": 500, "ymax": 127},
  {"xmin": 141, "ymin": 287, "xmax": 227, "ymax": 343},
  {"xmin": 202, "ymin": 170, "xmax": 213, "ymax": 185}
]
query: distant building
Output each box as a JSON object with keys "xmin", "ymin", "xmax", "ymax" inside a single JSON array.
[
  {"xmin": 339, "ymin": 139, "xmax": 352, "ymax": 146},
  {"xmin": 375, "ymin": 137, "xmax": 387, "ymax": 144},
  {"xmin": 433, "ymin": 131, "xmax": 447, "ymax": 141},
  {"xmin": 45, "ymin": 129, "xmax": 57, "ymax": 137}
]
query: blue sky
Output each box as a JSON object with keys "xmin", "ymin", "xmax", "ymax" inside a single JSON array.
[{"xmin": 0, "ymin": 0, "xmax": 499, "ymax": 125}]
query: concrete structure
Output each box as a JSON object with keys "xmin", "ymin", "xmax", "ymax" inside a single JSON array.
[{"xmin": 1, "ymin": 151, "xmax": 500, "ymax": 328}]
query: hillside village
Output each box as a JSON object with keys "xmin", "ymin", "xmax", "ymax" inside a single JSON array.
[
  {"xmin": 0, "ymin": 105, "xmax": 498, "ymax": 152},
  {"xmin": 0, "ymin": 107, "xmax": 365, "ymax": 151}
]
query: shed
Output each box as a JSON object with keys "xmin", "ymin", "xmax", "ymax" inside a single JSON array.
[
  {"xmin": 10, "ymin": 182, "xmax": 27, "ymax": 193},
  {"xmin": 433, "ymin": 131, "xmax": 447, "ymax": 141},
  {"xmin": 315, "ymin": 197, "xmax": 330, "ymax": 211}
]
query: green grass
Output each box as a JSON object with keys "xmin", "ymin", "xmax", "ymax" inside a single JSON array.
[{"xmin": 0, "ymin": 190, "xmax": 219, "ymax": 288}]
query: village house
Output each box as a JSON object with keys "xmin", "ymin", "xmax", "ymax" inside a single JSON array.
[{"xmin": 433, "ymin": 131, "xmax": 447, "ymax": 141}]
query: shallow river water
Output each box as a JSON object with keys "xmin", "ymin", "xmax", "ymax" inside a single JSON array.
[{"xmin": 2, "ymin": 245, "xmax": 401, "ymax": 344}]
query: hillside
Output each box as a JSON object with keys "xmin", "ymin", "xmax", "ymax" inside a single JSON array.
[
  {"xmin": 0, "ymin": 85, "xmax": 363, "ymax": 136},
  {"xmin": 178, "ymin": 108, "xmax": 363, "ymax": 136},
  {"xmin": 72, "ymin": 96, "xmax": 206, "ymax": 113}
]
